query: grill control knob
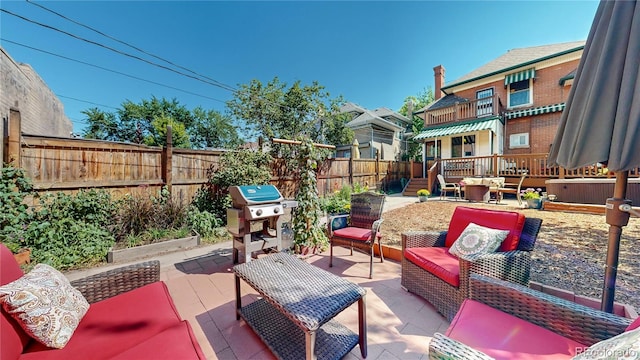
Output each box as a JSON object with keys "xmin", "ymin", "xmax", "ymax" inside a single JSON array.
[
  {"xmin": 256, "ymin": 209, "xmax": 263, "ymax": 216},
  {"xmin": 273, "ymin": 207, "xmax": 280, "ymax": 214}
]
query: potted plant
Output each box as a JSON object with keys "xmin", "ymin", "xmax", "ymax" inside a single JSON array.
[
  {"xmin": 521, "ymin": 188, "xmax": 543, "ymax": 209},
  {"xmin": 417, "ymin": 189, "xmax": 430, "ymax": 202}
]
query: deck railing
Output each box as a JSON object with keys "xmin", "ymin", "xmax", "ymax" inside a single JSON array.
[
  {"xmin": 440, "ymin": 153, "xmax": 640, "ymax": 181},
  {"xmin": 423, "ymin": 95, "xmax": 503, "ymax": 126}
]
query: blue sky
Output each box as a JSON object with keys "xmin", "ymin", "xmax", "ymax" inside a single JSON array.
[{"xmin": 1, "ymin": 1, "xmax": 599, "ymax": 135}]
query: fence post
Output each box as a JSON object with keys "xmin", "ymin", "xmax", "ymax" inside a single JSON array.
[
  {"xmin": 162, "ymin": 125, "xmax": 173, "ymax": 193},
  {"xmin": 559, "ymin": 166, "xmax": 566, "ymax": 179},
  {"xmin": 409, "ymin": 160, "xmax": 414, "ymax": 179},
  {"xmin": 4, "ymin": 109, "xmax": 21, "ymax": 165}
]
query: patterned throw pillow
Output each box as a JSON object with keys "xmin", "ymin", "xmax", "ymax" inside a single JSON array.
[
  {"xmin": 449, "ymin": 222, "xmax": 509, "ymax": 257},
  {"xmin": 0, "ymin": 263, "xmax": 90, "ymax": 348},
  {"xmin": 572, "ymin": 327, "xmax": 640, "ymax": 359}
]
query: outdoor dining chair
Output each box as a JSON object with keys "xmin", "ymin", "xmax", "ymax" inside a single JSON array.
[
  {"xmin": 437, "ymin": 174, "xmax": 461, "ymax": 200},
  {"xmin": 328, "ymin": 191, "xmax": 385, "ymax": 279}
]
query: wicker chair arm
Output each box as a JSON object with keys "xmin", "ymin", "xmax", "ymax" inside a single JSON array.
[
  {"xmin": 470, "ymin": 274, "xmax": 631, "ymax": 346},
  {"xmin": 327, "ymin": 214, "xmax": 350, "ymax": 237},
  {"xmin": 428, "ymin": 333, "xmax": 495, "ymax": 360},
  {"xmin": 401, "ymin": 231, "xmax": 447, "ymax": 249},
  {"xmin": 460, "ymin": 250, "xmax": 532, "ymax": 286},
  {"xmin": 372, "ymin": 218, "xmax": 384, "ymax": 233},
  {"xmin": 70, "ymin": 260, "xmax": 161, "ymax": 304}
]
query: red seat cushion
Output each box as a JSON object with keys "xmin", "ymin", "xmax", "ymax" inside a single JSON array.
[
  {"xmin": 1, "ymin": 245, "xmax": 32, "ymax": 360},
  {"xmin": 626, "ymin": 316, "xmax": 640, "ymax": 331},
  {"xmin": 333, "ymin": 227, "xmax": 381, "ymax": 242},
  {"xmin": 446, "ymin": 299, "xmax": 586, "ymax": 360},
  {"xmin": 444, "ymin": 207, "xmax": 526, "ymax": 252},
  {"xmin": 21, "ymin": 282, "xmax": 183, "ymax": 360},
  {"xmin": 404, "ymin": 247, "xmax": 460, "ymax": 287},
  {"xmin": 110, "ymin": 321, "xmax": 205, "ymax": 360}
]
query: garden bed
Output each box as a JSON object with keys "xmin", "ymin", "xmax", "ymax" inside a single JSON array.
[{"xmin": 107, "ymin": 232, "xmax": 200, "ymax": 263}]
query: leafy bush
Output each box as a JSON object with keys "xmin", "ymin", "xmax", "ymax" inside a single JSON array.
[
  {"xmin": 0, "ymin": 166, "xmax": 118, "ymax": 270},
  {"xmin": 193, "ymin": 149, "xmax": 273, "ymax": 220},
  {"xmin": 186, "ymin": 207, "xmax": 222, "ymax": 238},
  {"xmin": 0, "ymin": 165, "xmax": 34, "ymax": 253},
  {"xmin": 320, "ymin": 183, "xmax": 369, "ymax": 214}
]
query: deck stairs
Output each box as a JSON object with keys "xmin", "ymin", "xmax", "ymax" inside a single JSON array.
[{"xmin": 402, "ymin": 178, "xmax": 431, "ymax": 197}]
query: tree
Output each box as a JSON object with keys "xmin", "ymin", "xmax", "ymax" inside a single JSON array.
[
  {"xmin": 398, "ymin": 87, "xmax": 435, "ymax": 161},
  {"xmin": 190, "ymin": 107, "xmax": 242, "ymax": 149},
  {"xmin": 117, "ymin": 96, "xmax": 193, "ymax": 144},
  {"xmin": 144, "ymin": 115, "xmax": 190, "ymax": 148},
  {"xmin": 227, "ymin": 77, "xmax": 351, "ymax": 148},
  {"xmin": 81, "ymin": 108, "xmax": 119, "ymax": 141},
  {"xmin": 321, "ymin": 96, "xmax": 354, "ymax": 147}
]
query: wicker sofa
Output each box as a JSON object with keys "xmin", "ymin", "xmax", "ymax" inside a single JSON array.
[
  {"xmin": 401, "ymin": 206, "xmax": 542, "ymax": 321},
  {"xmin": 0, "ymin": 244, "xmax": 205, "ymax": 360},
  {"xmin": 429, "ymin": 274, "xmax": 635, "ymax": 359}
]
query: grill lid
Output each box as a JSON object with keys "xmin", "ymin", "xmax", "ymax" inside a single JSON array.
[{"xmin": 229, "ymin": 185, "xmax": 284, "ymax": 207}]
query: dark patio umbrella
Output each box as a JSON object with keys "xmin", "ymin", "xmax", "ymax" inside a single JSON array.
[{"xmin": 548, "ymin": 0, "xmax": 640, "ymax": 313}]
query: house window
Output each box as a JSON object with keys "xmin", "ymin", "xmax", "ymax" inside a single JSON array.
[
  {"xmin": 508, "ymin": 79, "xmax": 531, "ymax": 107},
  {"xmin": 509, "ymin": 133, "xmax": 529, "ymax": 148},
  {"xmin": 476, "ymin": 88, "xmax": 494, "ymax": 116},
  {"xmin": 452, "ymin": 135, "xmax": 475, "ymax": 158}
]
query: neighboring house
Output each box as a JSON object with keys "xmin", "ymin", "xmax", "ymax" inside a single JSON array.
[
  {"xmin": 1, "ymin": 47, "xmax": 72, "ymax": 142},
  {"xmin": 413, "ymin": 41, "xmax": 585, "ymax": 165},
  {"xmin": 337, "ymin": 102, "xmax": 412, "ymax": 160}
]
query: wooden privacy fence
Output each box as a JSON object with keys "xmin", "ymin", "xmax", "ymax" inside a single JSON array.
[{"xmin": 7, "ymin": 134, "xmax": 415, "ymax": 203}]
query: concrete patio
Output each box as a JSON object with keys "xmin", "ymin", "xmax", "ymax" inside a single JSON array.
[{"xmin": 66, "ymin": 241, "xmax": 449, "ymax": 360}]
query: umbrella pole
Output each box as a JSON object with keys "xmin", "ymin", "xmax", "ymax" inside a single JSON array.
[{"xmin": 602, "ymin": 171, "xmax": 631, "ymax": 313}]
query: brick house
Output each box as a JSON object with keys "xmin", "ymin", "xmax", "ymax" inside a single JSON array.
[
  {"xmin": 413, "ymin": 41, "xmax": 585, "ymax": 164},
  {"xmin": 1, "ymin": 47, "xmax": 73, "ymax": 163},
  {"xmin": 337, "ymin": 102, "xmax": 412, "ymax": 160}
]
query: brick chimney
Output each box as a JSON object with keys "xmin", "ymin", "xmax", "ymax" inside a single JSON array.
[{"xmin": 433, "ymin": 65, "xmax": 445, "ymax": 100}]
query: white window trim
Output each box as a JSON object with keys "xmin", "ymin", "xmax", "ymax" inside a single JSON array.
[
  {"xmin": 507, "ymin": 79, "xmax": 533, "ymax": 109},
  {"xmin": 509, "ymin": 132, "xmax": 530, "ymax": 148}
]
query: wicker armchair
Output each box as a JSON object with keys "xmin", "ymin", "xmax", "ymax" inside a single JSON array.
[
  {"xmin": 401, "ymin": 207, "xmax": 542, "ymax": 321},
  {"xmin": 429, "ymin": 274, "xmax": 632, "ymax": 359},
  {"xmin": 70, "ymin": 260, "xmax": 160, "ymax": 303},
  {"xmin": 328, "ymin": 191, "xmax": 385, "ymax": 279}
]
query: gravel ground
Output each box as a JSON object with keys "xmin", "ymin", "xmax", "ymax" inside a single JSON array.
[{"xmin": 382, "ymin": 200, "xmax": 640, "ymax": 311}]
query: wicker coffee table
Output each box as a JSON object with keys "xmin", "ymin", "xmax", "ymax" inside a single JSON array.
[{"xmin": 233, "ymin": 252, "xmax": 367, "ymax": 360}]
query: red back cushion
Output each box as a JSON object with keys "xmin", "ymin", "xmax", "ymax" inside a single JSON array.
[
  {"xmin": 444, "ymin": 207, "xmax": 526, "ymax": 251},
  {"xmin": 1, "ymin": 244, "xmax": 32, "ymax": 359}
]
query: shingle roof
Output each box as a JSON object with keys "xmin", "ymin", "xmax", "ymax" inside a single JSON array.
[
  {"xmin": 373, "ymin": 107, "xmax": 411, "ymax": 124},
  {"xmin": 417, "ymin": 94, "xmax": 469, "ymax": 112},
  {"xmin": 443, "ymin": 41, "xmax": 585, "ymax": 90},
  {"xmin": 346, "ymin": 110, "xmax": 404, "ymax": 131},
  {"xmin": 339, "ymin": 102, "xmax": 366, "ymax": 115}
]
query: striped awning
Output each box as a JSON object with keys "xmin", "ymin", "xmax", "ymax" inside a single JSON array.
[
  {"xmin": 413, "ymin": 117, "xmax": 500, "ymax": 140},
  {"xmin": 504, "ymin": 103, "xmax": 566, "ymax": 120},
  {"xmin": 504, "ymin": 68, "xmax": 536, "ymax": 86}
]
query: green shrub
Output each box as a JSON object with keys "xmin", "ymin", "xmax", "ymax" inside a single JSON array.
[
  {"xmin": 320, "ymin": 183, "xmax": 369, "ymax": 214},
  {"xmin": 193, "ymin": 149, "xmax": 272, "ymax": 221},
  {"xmin": 0, "ymin": 165, "xmax": 118, "ymax": 270},
  {"xmin": 186, "ymin": 207, "xmax": 222, "ymax": 238}
]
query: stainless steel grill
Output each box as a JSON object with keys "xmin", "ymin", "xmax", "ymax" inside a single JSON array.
[{"xmin": 227, "ymin": 185, "xmax": 296, "ymax": 263}]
